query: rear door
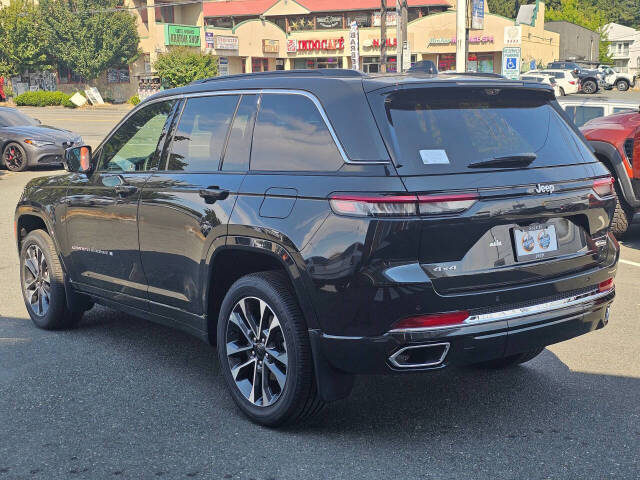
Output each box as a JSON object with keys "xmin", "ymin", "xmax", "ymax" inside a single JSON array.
[
  {"xmin": 368, "ymin": 85, "xmax": 613, "ymax": 296},
  {"xmin": 138, "ymin": 94, "xmax": 255, "ymax": 325}
]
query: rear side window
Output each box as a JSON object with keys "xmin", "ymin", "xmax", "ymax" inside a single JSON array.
[
  {"xmin": 250, "ymin": 93, "xmax": 343, "ymax": 171},
  {"xmin": 383, "ymin": 87, "xmax": 593, "ymax": 174},
  {"xmin": 167, "ymin": 95, "xmax": 238, "ymax": 171},
  {"xmin": 222, "ymin": 95, "xmax": 258, "ymax": 172},
  {"xmin": 564, "ymin": 106, "xmax": 604, "ymax": 127}
]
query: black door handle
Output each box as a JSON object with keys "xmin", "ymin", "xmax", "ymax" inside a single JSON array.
[
  {"xmin": 199, "ymin": 187, "xmax": 229, "ymax": 203},
  {"xmin": 115, "ymin": 185, "xmax": 138, "ymax": 197}
]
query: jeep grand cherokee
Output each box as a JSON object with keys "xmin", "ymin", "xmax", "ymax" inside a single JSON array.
[{"xmin": 14, "ymin": 70, "xmax": 619, "ymax": 426}]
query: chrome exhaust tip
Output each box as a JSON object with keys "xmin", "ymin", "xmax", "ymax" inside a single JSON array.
[{"xmin": 389, "ymin": 342, "xmax": 450, "ymax": 369}]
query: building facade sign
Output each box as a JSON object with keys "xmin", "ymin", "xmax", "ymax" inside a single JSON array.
[
  {"xmin": 504, "ymin": 25, "xmax": 522, "ymax": 46},
  {"xmin": 502, "ymin": 46, "xmax": 521, "ymax": 79},
  {"xmin": 429, "ymin": 35, "xmax": 494, "ymax": 46},
  {"xmin": 287, "ymin": 39, "xmax": 298, "ymax": 53},
  {"xmin": 470, "ymin": 0, "xmax": 484, "ymax": 30},
  {"xmin": 295, "ymin": 38, "xmax": 345, "ymax": 51},
  {"xmin": 205, "ymin": 31, "xmax": 214, "ymax": 48},
  {"xmin": 349, "ymin": 21, "xmax": 359, "ymax": 71},
  {"xmin": 262, "ymin": 39, "xmax": 279, "ymax": 53},
  {"xmin": 214, "ymin": 35, "xmax": 239, "ymax": 50},
  {"xmin": 164, "ymin": 24, "xmax": 201, "ymax": 47},
  {"xmin": 317, "ymin": 15, "xmax": 343, "ymax": 29},
  {"xmin": 373, "ymin": 11, "xmax": 397, "ymax": 27}
]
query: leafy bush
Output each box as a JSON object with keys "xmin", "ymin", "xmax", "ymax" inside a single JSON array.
[
  {"xmin": 128, "ymin": 94, "xmax": 140, "ymax": 105},
  {"xmin": 154, "ymin": 47, "xmax": 218, "ymax": 88},
  {"xmin": 14, "ymin": 90, "xmax": 75, "ymax": 108}
]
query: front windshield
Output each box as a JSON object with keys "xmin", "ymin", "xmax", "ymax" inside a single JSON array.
[{"xmin": 0, "ymin": 109, "xmax": 39, "ymax": 127}]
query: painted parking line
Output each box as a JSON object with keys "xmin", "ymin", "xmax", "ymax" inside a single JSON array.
[{"xmin": 620, "ymin": 259, "xmax": 640, "ymax": 268}]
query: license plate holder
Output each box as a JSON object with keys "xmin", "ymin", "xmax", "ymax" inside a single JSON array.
[{"xmin": 513, "ymin": 224, "xmax": 558, "ymax": 261}]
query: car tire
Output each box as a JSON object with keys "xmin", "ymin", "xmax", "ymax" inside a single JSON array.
[
  {"xmin": 610, "ymin": 182, "xmax": 634, "ymax": 239},
  {"xmin": 217, "ymin": 271, "xmax": 324, "ymax": 426},
  {"xmin": 559, "ymin": 87, "xmax": 566, "ymax": 96},
  {"xmin": 582, "ymin": 80, "xmax": 597, "ymax": 94},
  {"xmin": 20, "ymin": 229, "xmax": 83, "ymax": 330},
  {"xmin": 3, "ymin": 142, "xmax": 29, "ymax": 172},
  {"xmin": 616, "ymin": 80, "xmax": 629, "ymax": 92},
  {"xmin": 472, "ymin": 348, "xmax": 545, "ymax": 369}
]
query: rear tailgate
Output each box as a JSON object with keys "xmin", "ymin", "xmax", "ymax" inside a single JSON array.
[{"xmin": 368, "ymin": 83, "xmax": 615, "ymax": 294}]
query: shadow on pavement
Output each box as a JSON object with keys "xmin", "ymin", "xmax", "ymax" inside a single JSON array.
[{"xmin": 619, "ymin": 216, "xmax": 640, "ymax": 250}]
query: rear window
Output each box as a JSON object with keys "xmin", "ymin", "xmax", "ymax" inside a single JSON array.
[
  {"xmin": 384, "ymin": 87, "xmax": 593, "ymax": 174},
  {"xmin": 564, "ymin": 105, "xmax": 605, "ymax": 127}
]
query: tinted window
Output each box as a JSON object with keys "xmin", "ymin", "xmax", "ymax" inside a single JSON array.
[
  {"xmin": 222, "ymin": 95, "xmax": 258, "ymax": 172},
  {"xmin": 251, "ymin": 94, "xmax": 343, "ymax": 171},
  {"xmin": 385, "ymin": 87, "xmax": 591, "ymax": 174},
  {"xmin": 100, "ymin": 101, "xmax": 174, "ymax": 172},
  {"xmin": 0, "ymin": 108, "xmax": 38, "ymax": 127},
  {"xmin": 564, "ymin": 106, "xmax": 605, "ymax": 127},
  {"xmin": 167, "ymin": 95, "xmax": 239, "ymax": 171},
  {"xmin": 613, "ymin": 107, "xmax": 634, "ymax": 114}
]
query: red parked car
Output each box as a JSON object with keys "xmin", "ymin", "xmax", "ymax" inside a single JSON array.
[{"xmin": 582, "ymin": 110, "xmax": 640, "ymax": 237}]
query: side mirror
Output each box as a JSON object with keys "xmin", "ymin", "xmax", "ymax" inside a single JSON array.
[{"xmin": 63, "ymin": 145, "xmax": 94, "ymax": 174}]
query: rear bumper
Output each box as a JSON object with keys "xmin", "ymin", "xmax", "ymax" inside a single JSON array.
[{"xmin": 310, "ymin": 286, "xmax": 615, "ymax": 374}]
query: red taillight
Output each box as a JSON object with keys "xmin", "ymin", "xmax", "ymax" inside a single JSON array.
[
  {"xmin": 391, "ymin": 311, "xmax": 470, "ymax": 330},
  {"xmin": 592, "ymin": 177, "xmax": 615, "ymax": 198},
  {"xmin": 569, "ymin": 80, "xmax": 576, "ymax": 85},
  {"xmin": 329, "ymin": 193, "xmax": 477, "ymax": 217},
  {"xmin": 598, "ymin": 278, "xmax": 614, "ymax": 293}
]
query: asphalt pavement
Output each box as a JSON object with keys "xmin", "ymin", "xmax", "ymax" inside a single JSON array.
[{"xmin": 0, "ymin": 105, "xmax": 639, "ymax": 479}]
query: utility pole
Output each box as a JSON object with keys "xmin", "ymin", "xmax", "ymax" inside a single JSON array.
[
  {"xmin": 380, "ymin": 0, "xmax": 387, "ymax": 73},
  {"xmin": 396, "ymin": 0, "xmax": 408, "ymax": 72},
  {"xmin": 455, "ymin": 0, "xmax": 467, "ymax": 72}
]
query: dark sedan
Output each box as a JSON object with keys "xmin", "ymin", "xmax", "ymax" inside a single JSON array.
[{"xmin": 0, "ymin": 107, "xmax": 83, "ymax": 172}]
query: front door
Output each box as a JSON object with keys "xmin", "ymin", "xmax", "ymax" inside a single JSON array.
[
  {"xmin": 65, "ymin": 100, "xmax": 177, "ymax": 309},
  {"xmin": 138, "ymin": 94, "xmax": 257, "ymax": 325}
]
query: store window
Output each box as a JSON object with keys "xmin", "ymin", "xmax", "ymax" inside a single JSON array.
[
  {"xmin": 274, "ymin": 17, "xmax": 286, "ymax": 31},
  {"xmin": 154, "ymin": 3, "xmax": 174, "ymax": 23},
  {"xmin": 208, "ymin": 17, "xmax": 233, "ymax": 28},
  {"xmin": 252, "ymin": 58, "xmax": 269, "ymax": 72},
  {"xmin": 362, "ymin": 55, "xmax": 415, "ymax": 73},
  {"xmin": 294, "ymin": 58, "xmax": 342, "ymax": 69},
  {"xmin": 107, "ymin": 66, "xmax": 130, "ymax": 84},
  {"xmin": 438, "ymin": 54, "xmax": 456, "ymax": 71},
  {"xmin": 478, "ymin": 54, "xmax": 494, "ymax": 73}
]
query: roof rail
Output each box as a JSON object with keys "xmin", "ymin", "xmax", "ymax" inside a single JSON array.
[
  {"xmin": 439, "ymin": 71, "xmax": 505, "ymax": 79},
  {"xmin": 193, "ymin": 68, "xmax": 366, "ymax": 84}
]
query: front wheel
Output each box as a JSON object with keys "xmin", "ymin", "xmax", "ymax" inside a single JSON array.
[
  {"xmin": 473, "ymin": 348, "xmax": 545, "ymax": 369},
  {"xmin": 3, "ymin": 142, "xmax": 29, "ymax": 172},
  {"xmin": 616, "ymin": 80, "xmax": 629, "ymax": 92},
  {"xmin": 20, "ymin": 229, "xmax": 83, "ymax": 329},
  {"xmin": 217, "ymin": 271, "xmax": 324, "ymax": 426}
]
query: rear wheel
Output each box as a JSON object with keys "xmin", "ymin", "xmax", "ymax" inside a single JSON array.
[
  {"xmin": 3, "ymin": 142, "xmax": 29, "ymax": 172},
  {"xmin": 611, "ymin": 182, "xmax": 634, "ymax": 238},
  {"xmin": 616, "ymin": 79, "xmax": 629, "ymax": 92},
  {"xmin": 217, "ymin": 271, "xmax": 324, "ymax": 426},
  {"xmin": 473, "ymin": 348, "xmax": 545, "ymax": 369},
  {"xmin": 20, "ymin": 230, "xmax": 83, "ymax": 329},
  {"xmin": 582, "ymin": 79, "xmax": 597, "ymax": 94}
]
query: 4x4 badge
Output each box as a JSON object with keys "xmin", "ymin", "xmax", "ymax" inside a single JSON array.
[{"xmin": 534, "ymin": 183, "xmax": 555, "ymax": 194}]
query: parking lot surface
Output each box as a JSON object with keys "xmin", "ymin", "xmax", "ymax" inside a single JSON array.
[{"xmin": 1, "ymin": 106, "xmax": 639, "ymax": 479}]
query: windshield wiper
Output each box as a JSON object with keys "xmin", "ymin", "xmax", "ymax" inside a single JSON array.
[{"xmin": 468, "ymin": 153, "xmax": 537, "ymax": 169}]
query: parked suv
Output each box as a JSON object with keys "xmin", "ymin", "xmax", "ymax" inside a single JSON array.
[
  {"xmin": 15, "ymin": 70, "xmax": 619, "ymax": 426},
  {"xmin": 547, "ymin": 61, "xmax": 604, "ymax": 94},
  {"xmin": 581, "ymin": 110, "xmax": 640, "ymax": 237}
]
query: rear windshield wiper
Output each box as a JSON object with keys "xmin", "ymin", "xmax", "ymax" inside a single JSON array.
[{"xmin": 467, "ymin": 153, "xmax": 537, "ymax": 169}]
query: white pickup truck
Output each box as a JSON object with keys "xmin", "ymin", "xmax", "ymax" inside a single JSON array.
[{"xmin": 597, "ymin": 65, "xmax": 636, "ymax": 91}]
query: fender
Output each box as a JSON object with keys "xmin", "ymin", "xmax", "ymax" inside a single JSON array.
[
  {"xmin": 204, "ymin": 234, "xmax": 320, "ymax": 331},
  {"xmin": 589, "ymin": 140, "xmax": 640, "ymax": 208}
]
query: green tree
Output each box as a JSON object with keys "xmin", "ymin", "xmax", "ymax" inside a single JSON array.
[
  {"xmin": 153, "ymin": 48, "xmax": 218, "ymax": 88},
  {"xmin": 0, "ymin": 0, "xmax": 52, "ymax": 77},
  {"xmin": 39, "ymin": 0, "xmax": 140, "ymax": 81},
  {"xmin": 545, "ymin": 0, "xmax": 612, "ymax": 63}
]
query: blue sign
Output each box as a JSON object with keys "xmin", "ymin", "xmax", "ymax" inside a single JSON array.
[
  {"xmin": 501, "ymin": 47, "xmax": 521, "ymax": 80},
  {"xmin": 471, "ymin": 0, "xmax": 484, "ymax": 30}
]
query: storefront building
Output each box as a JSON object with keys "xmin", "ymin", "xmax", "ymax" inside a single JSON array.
[{"xmin": 200, "ymin": 0, "xmax": 559, "ymax": 75}]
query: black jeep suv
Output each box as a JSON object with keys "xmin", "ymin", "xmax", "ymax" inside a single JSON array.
[{"xmin": 15, "ymin": 70, "xmax": 619, "ymax": 426}]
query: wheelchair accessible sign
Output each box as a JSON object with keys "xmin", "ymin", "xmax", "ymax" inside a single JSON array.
[{"xmin": 502, "ymin": 47, "xmax": 521, "ymax": 80}]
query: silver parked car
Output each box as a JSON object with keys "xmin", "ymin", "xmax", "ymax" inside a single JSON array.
[{"xmin": 0, "ymin": 107, "xmax": 83, "ymax": 172}]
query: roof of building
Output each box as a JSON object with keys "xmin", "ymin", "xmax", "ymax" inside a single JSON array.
[{"xmin": 203, "ymin": 0, "xmax": 450, "ymax": 17}]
